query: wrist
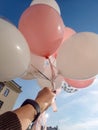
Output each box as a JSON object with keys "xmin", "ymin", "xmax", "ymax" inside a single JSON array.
[
  {"xmin": 14, "ymin": 104, "xmax": 36, "ymax": 130},
  {"xmin": 35, "ymin": 98, "xmax": 49, "ymax": 113},
  {"xmin": 21, "ymin": 99, "xmax": 41, "ymax": 122}
]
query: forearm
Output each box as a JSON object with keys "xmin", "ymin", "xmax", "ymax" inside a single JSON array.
[
  {"xmin": 0, "ymin": 104, "xmax": 38, "ymax": 130},
  {"xmin": 0, "ymin": 87, "xmax": 55, "ymax": 130},
  {"xmin": 13, "ymin": 98, "xmax": 47, "ymax": 130},
  {"xmin": 13, "ymin": 104, "xmax": 36, "ymax": 130},
  {"xmin": 13, "ymin": 95, "xmax": 52, "ymax": 130}
]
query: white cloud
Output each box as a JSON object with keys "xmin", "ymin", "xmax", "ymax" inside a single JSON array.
[
  {"xmin": 47, "ymin": 117, "xmax": 71, "ymax": 127},
  {"xmin": 50, "ymin": 78, "xmax": 98, "ymax": 130},
  {"xmin": 60, "ymin": 118, "xmax": 98, "ymax": 130},
  {"xmin": 90, "ymin": 103, "xmax": 98, "ymax": 115},
  {"xmin": 89, "ymin": 90, "xmax": 98, "ymax": 95},
  {"xmin": 58, "ymin": 93, "xmax": 89, "ymax": 111},
  {"xmin": 60, "ymin": 90, "xmax": 98, "ymax": 117}
]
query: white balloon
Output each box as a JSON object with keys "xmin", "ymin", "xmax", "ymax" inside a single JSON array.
[
  {"xmin": 30, "ymin": 0, "xmax": 61, "ymax": 15},
  {"xmin": 57, "ymin": 32, "xmax": 98, "ymax": 79},
  {"xmin": 37, "ymin": 65, "xmax": 54, "ymax": 89},
  {"xmin": 0, "ymin": 18, "xmax": 30, "ymax": 81},
  {"xmin": 21, "ymin": 64, "xmax": 36, "ymax": 80},
  {"xmin": 37, "ymin": 62, "xmax": 63, "ymax": 89},
  {"xmin": 21, "ymin": 53, "xmax": 46, "ymax": 80},
  {"xmin": 37, "ymin": 77, "xmax": 52, "ymax": 89}
]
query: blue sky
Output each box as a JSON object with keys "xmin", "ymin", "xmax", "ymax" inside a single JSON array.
[
  {"xmin": 47, "ymin": 78, "xmax": 98, "ymax": 130},
  {"xmin": 1, "ymin": 0, "xmax": 98, "ymax": 130}
]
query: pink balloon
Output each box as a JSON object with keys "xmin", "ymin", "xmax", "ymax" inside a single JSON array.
[
  {"xmin": 63, "ymin": 27, "xmax": 76, "ymax": 42},
  {"xmin": 51, "ymin": 27, "xmax": 76, "ymax": 58},
  {"xmin": 19, "ymin": 5, "xmax": 64, "ymax": 57},
  {"xmin": 64, "ymin": 77, "xmax": 95, "ymax": 88},
  {"xmin": 52, "ymin": 51, "xmax": 58, "ymax": 58}
]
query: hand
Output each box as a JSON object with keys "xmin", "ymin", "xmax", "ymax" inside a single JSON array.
[{"xmin": 35, "ymin": 87, "xmax": 55, "ymax": 113}]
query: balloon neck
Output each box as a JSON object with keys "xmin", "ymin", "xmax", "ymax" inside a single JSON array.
[{"xmin": 45, "ymin": 56, "xmax": 49, "ymax": 59}]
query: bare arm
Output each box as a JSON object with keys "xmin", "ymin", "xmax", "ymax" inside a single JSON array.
[{"xmin": 13, "ymin": 87, "xmax": 55, "ymax": 130}]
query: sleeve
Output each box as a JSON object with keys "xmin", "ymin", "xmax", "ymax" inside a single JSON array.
[{"xmin": 0, "ymin": 111, "xmax": 22, "ymax": 130}]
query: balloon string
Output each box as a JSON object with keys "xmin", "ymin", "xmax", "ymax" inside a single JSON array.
[
  {"xmin": 48, "ymin": 58, "xmax": 55, "ymax": 78},
  {"xmin": 31, "ymin": 63, "xmax": 57, "ymax": 112},
  {"xmin": 48, "ymin": 58, "xmax": 56, "ymax": 90},
  {"xmin": 31, "ymin": 64, "xmax": 51, "ymax": 81},
  {"xmin": 31, "ymin": 63, "xmax": 56, "ymax": 91}
]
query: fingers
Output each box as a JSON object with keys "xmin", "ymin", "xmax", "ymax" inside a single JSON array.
[
  {"xmin": 38, "ymin": 87, "xmax": 55, "ymax": 98},
  {"xmin": 35, "ymin": 87, "xmax": 56, "ymax": 112}
]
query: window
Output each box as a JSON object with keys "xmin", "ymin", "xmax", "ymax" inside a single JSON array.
[
  {"xmin": 0, "ymin": 100, "xmax": 4, "ymax": 108},
  {"xmin": 0, "ymin": 82, "xmax": 4, "ymax": 92},
  {"xmin": 4, "ymin": 88, "xmax": 10, "ymax": 97}
]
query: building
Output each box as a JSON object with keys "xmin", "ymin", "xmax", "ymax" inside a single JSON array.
[
  {"xmin": 27, "ymin": 125, "xmax": 59, "ymax": 130},
  {"xmin": 47, "ymin": 126, "xmax": 59, "ymax": 130},
  {"xmin": 0, "ymin": 80, "xmax": 22, "ymax": 114}
]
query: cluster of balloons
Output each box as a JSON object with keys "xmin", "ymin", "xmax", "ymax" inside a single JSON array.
[{"xmin": 0, "ymin": 0, "xmax": 98, "ymax": 91}]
